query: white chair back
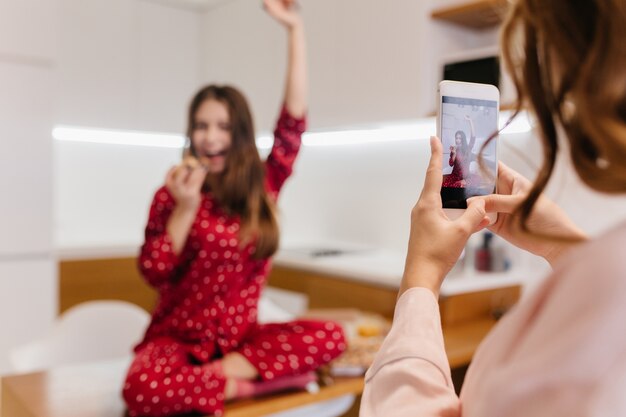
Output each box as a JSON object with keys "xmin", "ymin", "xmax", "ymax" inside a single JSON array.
[{"xmin": 10, "ymin": 300, "xmax": 150, "ymax": 373}]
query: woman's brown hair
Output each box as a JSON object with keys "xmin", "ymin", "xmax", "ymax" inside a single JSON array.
[
  {"xmin": 499, "ymin": 0, "xmax": 626, "ymax": 232},
  {"xmin": 186, "ymin": 85, "xmax": 280, "ymax": 259}
]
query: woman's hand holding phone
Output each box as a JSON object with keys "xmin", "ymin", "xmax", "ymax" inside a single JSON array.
[
  {"xmin": 399, "ymin": 137, "xmax": 491, "ymax": 298},
  {"xmin": 469, "ymin": 163, "xmax": 588, "ymax": 267}
]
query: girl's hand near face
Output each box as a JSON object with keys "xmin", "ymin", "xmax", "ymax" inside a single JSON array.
[
  {"xmin": 263, "ymin": 0, "xmax": 302, "ymax": 30},
  {"xmin": 165, "ymin": 162, "xmax": 208, "ymax": 212},
  {"xmin": 400, "ymin": 137, "xmax": 490, "ymax": 298}
]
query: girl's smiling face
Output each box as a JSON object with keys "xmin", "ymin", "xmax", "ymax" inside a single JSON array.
[{"xmin": 191, "ymin": 99, "xmax": 232, "ymax": 174}]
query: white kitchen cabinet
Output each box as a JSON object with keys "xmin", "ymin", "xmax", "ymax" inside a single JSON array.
[
  {"xmin": 0, "ymin": 0, "xmax": 57, "ymax": 376},
  {"xmin": 0, "ymin": 62, "xmax": 54, "ymax": 256}
]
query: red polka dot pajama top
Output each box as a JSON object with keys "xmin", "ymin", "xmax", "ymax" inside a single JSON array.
[{"xmin": 122, "ymin": 106, "xmax": 346, "ymax": 417}]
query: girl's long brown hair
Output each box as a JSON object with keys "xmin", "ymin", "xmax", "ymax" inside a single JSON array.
[
  {"xmin": 187, "ymin": 85, "xmax": 280, "ymax": 259},
  {"xmin": 499, "ymin": 0, "xmax": 626, "ymax": 232}
]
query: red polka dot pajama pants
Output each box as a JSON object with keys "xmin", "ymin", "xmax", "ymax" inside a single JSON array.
[{"xmin": 123, "ymin": 320, "xmax": 345, "ymax": 416}]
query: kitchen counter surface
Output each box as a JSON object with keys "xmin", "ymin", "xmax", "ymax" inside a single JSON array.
[
  {"xmin": 274, "ymin": 246, "xmax": 525, "ymax": 297},
  {"xmin": 57, "ymin": 242, "xmax": 528, "ymax": 297}
]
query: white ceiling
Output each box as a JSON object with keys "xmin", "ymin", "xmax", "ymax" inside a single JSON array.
[{"xmin": 143, "ymin": 0, "xmax": 232, "ymax": 12}]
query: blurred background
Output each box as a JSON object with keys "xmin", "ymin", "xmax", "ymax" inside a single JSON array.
[{"xmin": 2, "ymin": 0, "xmax": 626, "ymax": 382}]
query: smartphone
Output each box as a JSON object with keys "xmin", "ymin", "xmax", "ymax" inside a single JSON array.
[{"xmin": 437, "ymin": 80, "xmax": 499, "ymax": 225}]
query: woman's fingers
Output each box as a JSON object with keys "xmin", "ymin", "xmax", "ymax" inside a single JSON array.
[
  {"xmin": 497, "ymin": 161, "xmax": 531, "ymax": 188},
  {"xmin": 464, "ymin": 162, "xmax": 530, "ymax": 215},
  {"xmin": 420, "ymin": 136, "xmax": 444, "ymax": 205},
  {"xmin": 475, "ymin": 193, "xmax": 525, "ymax": 214},
  {"xmin": 457, "ymin": 198, "xmax": 487, "ymax": 234}
]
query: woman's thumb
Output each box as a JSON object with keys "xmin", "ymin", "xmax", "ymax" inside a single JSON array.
[{"xmin": 458, "ymin": 198, "xmax": 487, "ymax": 233}]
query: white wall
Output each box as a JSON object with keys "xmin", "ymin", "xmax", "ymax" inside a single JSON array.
[
  {"xmin": 53, "ymin": 0, "xmax": 502, "ymax": 251},
  {"xmin": 199, "ymin": 0, "xmax": 498, "ymax": 131},
  {"xmin": 54, "ymin": 0, "xmax": 202, "ymax": 249},
  {"xmin": 56, "ymin": 0, "xmax": 201, "ymax": 132},
  {"xmin": 54, "ymin": 0, "xmax": 626, "ymax": 258},
  {"xmin": 277, "ymin": 132, "xmax": 626, "ymax": 251},
  {"xmin": 195, "ymin": 0, "xmax": 626, "ymax": 246},
  {"xmin": 55, "ymin": 142, "xmax": 181, "ymax": 250}
]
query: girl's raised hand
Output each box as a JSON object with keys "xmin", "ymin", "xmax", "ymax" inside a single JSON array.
[{"xmin": 263, "ymin": 0, "xmax": 302, "ymax": 29}]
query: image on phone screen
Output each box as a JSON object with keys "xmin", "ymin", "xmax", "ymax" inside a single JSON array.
[{"xmin": 440, "ymin": 96, "xmax": 497, "ymax": 208}]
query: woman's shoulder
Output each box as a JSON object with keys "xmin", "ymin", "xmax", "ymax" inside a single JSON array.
[
  {"xmin": 472, "ymin": 221, "xmax": 626, "ymax": 386},
  {"xmin": 557, "ymin": 219, "xmax": 626, "ymax": 280},
  {"xmin": 543, "ymin": 220, "xmax": 626, "ymax": 323},
  {"xmin": 463, "ymin": 223, "xmax": 626, "ymax": 417}
]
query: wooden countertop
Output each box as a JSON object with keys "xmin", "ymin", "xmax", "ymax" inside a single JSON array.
[{"xmin": 444, "ymin": 317, "xmax": 497, "ymax": 368}]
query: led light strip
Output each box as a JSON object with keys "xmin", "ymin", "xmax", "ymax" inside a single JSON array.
[
  {"xmin": 53, "ymin": 112, "xmax": 532, "ymax": 149},
  {"xmin": 52, "ymin": 126, "xmax": 186, "ymax": 148}
]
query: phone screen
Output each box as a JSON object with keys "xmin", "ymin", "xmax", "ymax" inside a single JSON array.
[{"xmin": 440, "ymin": 95, "xmax": 498, "ymax": 208}]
